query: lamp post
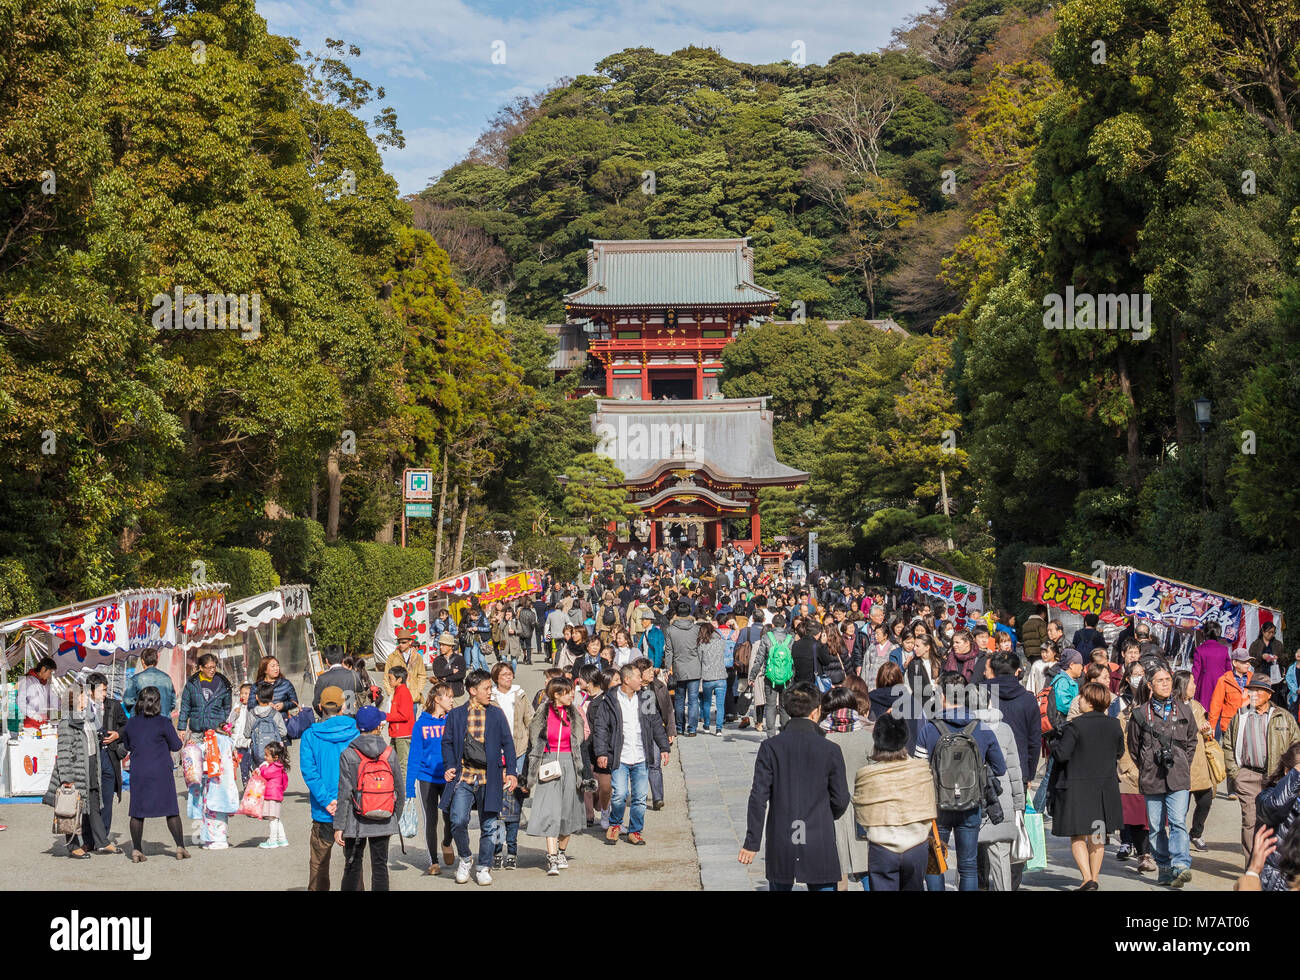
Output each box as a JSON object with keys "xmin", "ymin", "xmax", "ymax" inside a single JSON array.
[{"xmin": 1194, "ymin": 397, "xmax": 1211, "ymax": 510}]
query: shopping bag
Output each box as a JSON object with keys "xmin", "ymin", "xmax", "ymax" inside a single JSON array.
[
  {"xmin": 925, "ymin": 819, "xmax": 948, "ymax": 875},
  {"xmin": 1204, "ymin": 736, "xmax": 1228, "ymax": 786},
  {"xmin": 399, "ymin": 799, "xmax": 419, "ymax": 839},
  {"xmin": 237, "ymin": 771, "xmax": 266, "ymax": 819},
  {"xmin": 285, "ymin": 706, "xmax": 315, "ymax": 740},
  {"xmin": 1024, "ymin": 801, "xmax": 1047, "ymax": 872},
  {"xmin": 1011, "ymin": 809, "xmax": 1033, "ymax": 863},
  {"xmin": 181, "ymin": 743, "xmax": 204, "ymax": 786}
]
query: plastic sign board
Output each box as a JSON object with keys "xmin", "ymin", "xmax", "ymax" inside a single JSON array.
[
  {"xmin": 404, "ymin": 469, "xmax": 433, "ymax": 501},
  {"xmin": 405, "ymin": 502, "xmax": 432, "ymax": 518}
]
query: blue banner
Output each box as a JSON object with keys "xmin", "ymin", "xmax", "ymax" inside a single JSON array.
[{"xmin": 1124, "ymin": 570, "xmax": 1243, "ymax": 641}]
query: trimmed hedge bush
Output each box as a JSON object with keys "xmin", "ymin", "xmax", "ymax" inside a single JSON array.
[
  {"xmin": 208, "ymin": 547, "xmax": 280, "ymax": 599},
  {"xmin": 311, "ymin": 542, "xmax": 438, "ymax": 656}
]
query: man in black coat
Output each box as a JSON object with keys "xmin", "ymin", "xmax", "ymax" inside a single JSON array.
[
  {"xmin": 593, "ymin": 664, "xmax": 671, "ymax": 844},
  {"xmin": 739, "ymin": 682, "xmax": 849, "ymax": 890},
  {"xmin": 981, "ymin": 652, "xmax": 1042, "ymax": 784}
]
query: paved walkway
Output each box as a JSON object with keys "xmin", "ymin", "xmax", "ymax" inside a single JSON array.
[
  {"xmin": 0, "ymin": 655, "xmax": 702, "ymax": 891},
  {"xmin": 678, "ymin": 721, "xmax": 1245, "ymax": 892}
]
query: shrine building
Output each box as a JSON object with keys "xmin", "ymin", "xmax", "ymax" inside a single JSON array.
[{"xmin": 551, "ymin": 237, "xmax": 809, "ymax": 552}]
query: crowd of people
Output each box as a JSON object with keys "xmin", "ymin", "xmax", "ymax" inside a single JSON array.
[{"xmin": 18, "ymin": 539, "xmax": 1300, "ymax": 894}]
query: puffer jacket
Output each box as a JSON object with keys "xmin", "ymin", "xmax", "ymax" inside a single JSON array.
[
  {"xmin": 1257, "ymin": 768, "xmax": 1300, "ymax": 891},
  {"xmin": 664, "ymin": 617, "xmax": 702, "ymax": 680},
  {"xmin": 177, "ymin": 672, "xmax": 233, "ymax": 734},
  {"xmin": 334, "ymin": 733, "xmax": 405, "ymax": 839},
  {"xmin": 1126, "ymin": 698, "xmax": 1197, "ymax": 795},
  {"xmin": 975, "ymin": 708, "xmax": 1025, "ymax": 844},
  {"xmin": 43, "ymin": 713, "xmax": 100, "ymax": 806}
]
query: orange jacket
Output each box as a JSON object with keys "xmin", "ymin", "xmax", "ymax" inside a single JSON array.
[{"xmin": 1209, "ymin": 669, "xmax": 1252, "ymax": 733}]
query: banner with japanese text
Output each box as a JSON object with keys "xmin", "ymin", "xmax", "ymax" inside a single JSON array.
[
  {"xmin": 1125, "ymin": 571, "xmax": 1243, "ymax": 641},
  {"xmin": 479, "ymin": 570, "xmax": 541, "ymax": 605},
  {"xmin": 1029, "ymin": 565, "xmax": 1126, "ymax": 625},
  {"xmin": 895, "ymin": 561, "xmax": 984, "ymax": 630}
]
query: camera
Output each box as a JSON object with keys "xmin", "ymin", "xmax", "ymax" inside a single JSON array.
[{"xmin": 1155, "ymin": 745, "xmax": 1175, "ymax": 770}]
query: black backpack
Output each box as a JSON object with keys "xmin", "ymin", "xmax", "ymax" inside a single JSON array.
[
  {"xmin": 603, "ymin": 605, "xmax": 616, "ymax": 626},
  {"xmin": 930, "ymin": 720, "xmax": 987, "ymax": 813}
]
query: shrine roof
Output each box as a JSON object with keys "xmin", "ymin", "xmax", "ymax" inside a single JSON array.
[
  {"xmin": 591, "ymin": 397, "xmax": 808, "ymax": 485},
  {"xmin": 564, "ymin": 239, "xmax": 779, "ymax": 309}
]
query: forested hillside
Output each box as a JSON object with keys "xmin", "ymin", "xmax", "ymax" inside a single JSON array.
[{"xmin": 2, "ymin": 0, "xmax": 1297, "ymax": 633}]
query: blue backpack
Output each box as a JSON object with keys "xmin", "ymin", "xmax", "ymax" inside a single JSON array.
[
  {"xmin": 644, "ymin": 625, "xmax": 666, "ymax": 668},
  {"xmin": 720, "ymin": 627, "xmax": 737, "ymax": 669}
]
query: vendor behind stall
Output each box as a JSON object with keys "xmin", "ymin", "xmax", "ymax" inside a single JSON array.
[{"xmin": 19, "ymin": 656, "xmax": 58, "ymax": 728}]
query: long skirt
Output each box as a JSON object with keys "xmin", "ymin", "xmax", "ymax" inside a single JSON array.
[{"xmin": 526, "ymin": 754, "xmax": 585, "ymax": 838}]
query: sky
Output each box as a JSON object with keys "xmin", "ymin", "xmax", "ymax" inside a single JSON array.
[{"xmin": 259, "ymin": 0, "xmax": 935, "ymax": 197}]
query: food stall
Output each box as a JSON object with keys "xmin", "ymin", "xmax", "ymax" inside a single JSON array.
[
  {"xmin": 179, "ymin": 584, "xmax": 317, "ymax": 691},
  {"xmin": 0, "ymin": 585, "xmax": 229, "ymax": 797}
]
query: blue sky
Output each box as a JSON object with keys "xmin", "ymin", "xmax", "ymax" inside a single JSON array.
[{"xmin": 259, "ymin": 0, "xmax": 935, "ymax": 196}]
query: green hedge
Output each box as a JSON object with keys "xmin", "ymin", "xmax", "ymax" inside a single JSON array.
[
  {"xmin": 311, "ymin": 542, "xmax": 438, "ymax": 656},
  {"xmin": 208, "ymin": 547, "xmax": 280, "ymax": 599}
]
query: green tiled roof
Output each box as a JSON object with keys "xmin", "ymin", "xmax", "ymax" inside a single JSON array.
[{"xmin": 564, "ymin": 238, "xmax": 779, "ymax": 308}]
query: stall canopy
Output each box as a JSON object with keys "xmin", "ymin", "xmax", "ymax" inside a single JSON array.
[
  {"xmin": 180, "ymin": 584, "xmax": 312, "ymax": 651},
  {"xmin": 372, "ymin": 569, "xmax": 488, "ymax": 661},
  {"xmin": 0, "ymin": 585, "xmax": 230, "ymax": 674}
]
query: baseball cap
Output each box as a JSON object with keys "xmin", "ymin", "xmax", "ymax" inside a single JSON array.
[
  {"xmin": 356, "ymin": 705, "xmax": 385, "ymax": 732},
  {"xmin": 1059, "ymin": 649, "xmax": 1084, "ymax": 668},
  {"xmin": 319, "ymin": 686, "xmax": 344, "ymax": 710},
  {"xmin": 1231, "ymin": 648, "xmax": 1252, "ymax": 662}
]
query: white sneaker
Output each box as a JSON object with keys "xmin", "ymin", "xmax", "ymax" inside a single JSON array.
[
  {"xmin": 276, "ymin": 838, "xmax": 289, "ymax": 847},
  {"xmin": 205, "ymin": 841, "xmax": 228, "ymax": 850},
  {"xmin": 600, "ymin": 809, "xmax": 610, "ymax": 829},
  {"xmin": 475, "ymin": 866, "xmax": 493, "ymax": 886},
  {"xmin": 556, "ymin": 851, "xmax": 569, "ymax": 870},
  {"xmin": 454, "ymin": 858, "xmax": 473, "ymax": 884}
]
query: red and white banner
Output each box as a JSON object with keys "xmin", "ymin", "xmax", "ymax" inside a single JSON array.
[
  {"xmin": 895, "ymin": 561, "xmax": 985, "ymax": 631},
  {"xmin": 479, "ymin": 570, "xmax": 541, "ymax": 605}
]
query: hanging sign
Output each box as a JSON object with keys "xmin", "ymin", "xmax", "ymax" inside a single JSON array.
[
  {"xmin": 1029, "ymin": 565, "xmax": 1126, "ymax": 624},
  {"xmin": 1125, "ymin": 570, "xmax": 1243, "ymax": 640},
  {"xmin": 124, "ymin": 590, "xmax": 177, "ymax": 652},
  {"xmin": 895, "ymin": 561, "xmax": 985, "ymax": 630},
  {"xmin": 479, "ymin": 571, "xmax": 541, "ymax": 605}
]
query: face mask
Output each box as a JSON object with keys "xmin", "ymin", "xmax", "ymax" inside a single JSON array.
[{"xmin": 1130, "ymin": 675, "xmax": 1144, "ymax": 687}]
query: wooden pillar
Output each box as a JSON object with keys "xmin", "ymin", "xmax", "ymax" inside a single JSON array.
[
  {"xmin": 605, "ymin": 518, "xmax": 617, "ymax": 550},
  {"xmin": 695, "ymin": 353, "xmax": 704, "ymax": 400},
  {"xmin": 641, "ymin": 362, "xmax": 650, "ymax": 401},
  {"xmin": 749, "ymin": 504, "xmax": 761, "ymax": 553},
  {"xmin": 648, "ymin": 517, "xmax": 657, "ymax": 551},
  {"xmin": 604, "ymin": 359, "xmax": 613, "ymax": 398}
]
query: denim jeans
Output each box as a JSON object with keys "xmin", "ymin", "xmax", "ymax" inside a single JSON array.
[
  {"xmin": 466, "ymin": 641, "xmax": 489, "ymax": 673},
  {"xmin": 610, "ymin": 760, "xmax": 649, "ymax": 834},
  {"xmin": 449, "ymin": 780, "xmax": 500, "ymax": 869},
  {"xmin": 1146, "ymin": 790, "xmax": 1191, "ymax": 872},
  {"xmin": 674, "ymin": 679, "xmax": 701, "ymax": 734},
  {"xmin": 928, "ymin": 807, "xmax": 982, "ymax": 891},
  {"xmin": 1032, "ymin": 755, "xmax": 1053, "ymax": 813},
  {"xmin": 647, "ymin": 747, "xmax": 665, "ymax": 803},
  {"xmin": 698, "ymin": 679, "xmax": 727, "ymax": 730}
]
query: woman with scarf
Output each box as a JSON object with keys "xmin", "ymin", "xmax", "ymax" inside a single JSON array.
[
  {"xmin": 44, "ymin": 681, "xmax": 113, "ymax": 857},
  {"xmin": 945, "ymin": 629, "xmax": 979, "ymax": 681},
  {"xmin": 821, "ymin": 685, "xmax": 874, "ymax": 888}
]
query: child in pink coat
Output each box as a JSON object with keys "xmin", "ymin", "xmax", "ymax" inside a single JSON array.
[{"xmin": 257, "ymin": 743, "xmax": 289, "ymax": 848}]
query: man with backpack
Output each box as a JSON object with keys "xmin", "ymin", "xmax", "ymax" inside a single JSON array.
[
  {"xmin": 751, "ymin": 614, "xmax": 795, "ymax": 737},
  {"xmin": 334, "ymin": 705, "xmax": 404, "ymax": 892},
  {"xmin": 913, "ymin": 672, "xmax": 1007, "ymax": 891}
]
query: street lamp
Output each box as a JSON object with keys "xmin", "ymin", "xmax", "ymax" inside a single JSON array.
[{"xmin": 1194, "ymin": 397, "xmax": 1211, "ymax": 510}]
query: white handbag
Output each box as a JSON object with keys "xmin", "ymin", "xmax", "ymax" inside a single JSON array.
[{"xmin": 537, "ymin": 708, "xmax": 566, "ymax": 783}]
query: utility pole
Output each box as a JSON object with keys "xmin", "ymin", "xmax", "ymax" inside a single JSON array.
[{"xmin": 940, "ymin": 467, "xmax": 954, "ymax": 551}]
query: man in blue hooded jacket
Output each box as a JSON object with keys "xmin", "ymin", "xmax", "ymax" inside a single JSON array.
[{"xmin": 300, "ymin": 685, "xmax": 359, "ymax": 891}]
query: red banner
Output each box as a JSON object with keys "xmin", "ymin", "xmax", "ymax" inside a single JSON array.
[{"xmin": 1031, "ymin": 565, "xmax": 1124, "ymax": 624}]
